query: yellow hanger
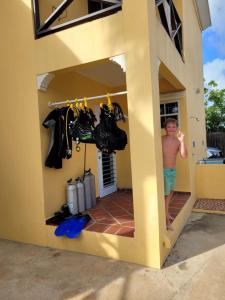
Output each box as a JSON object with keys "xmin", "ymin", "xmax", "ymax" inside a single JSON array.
[
  {"xmin": 79, "ymin": 102, "xmax": 84, "ymax": 110},
  {"xmin": 84, "ymin": 97, "xmax": 88, "ymax": 108},
  {"xmin": 107, "ymin": 94, "xmax": 113, "ymax": 111},
  {"xmin": 100, "ymin": 102, "xmax": 103, "ymax": 108},
  {"xmin": 75, "ymin": 98, "xmax": 79, "ymax": 109},
  {"xmin": 66, "ymin": 100, "xmax": 74, "ymax": 111}
]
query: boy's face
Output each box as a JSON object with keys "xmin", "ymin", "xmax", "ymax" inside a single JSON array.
[{"xmin": 165, "ymin": 122, "xmax": 178, "ymax": 135}]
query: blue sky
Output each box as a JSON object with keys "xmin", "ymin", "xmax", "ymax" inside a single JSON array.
[{"xmin": 203, "ymin": 0, "xmax": 225, "ymax": 88}]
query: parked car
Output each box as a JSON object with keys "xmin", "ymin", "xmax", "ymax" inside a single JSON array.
[{"xmin": 207, "ymin": 147, "xmax": 223, "ymax": 158}]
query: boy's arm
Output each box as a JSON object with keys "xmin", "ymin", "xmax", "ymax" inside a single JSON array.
[{"xmin": 177, "ymin": 131, "xmax": 188, "ymax": 159}]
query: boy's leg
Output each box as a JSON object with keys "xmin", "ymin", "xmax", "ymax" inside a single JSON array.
[
  {"xmin": 165, "ymin": 191, "xmax": 173, "ymax": 229},
  {"xmin": 167, "ymin": 169, "xmax": 176, "ymax": 224},
  {"xmin": 164, "ymin": 170, "xmax": 174, "ymax": 230},
  {"xmin": 168, "ymin": 191, "xmax": 174, "ymax": 220}
]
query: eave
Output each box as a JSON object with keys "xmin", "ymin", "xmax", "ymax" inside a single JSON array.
[{"xmin": 193, "ymin": 0, "xmax": 211, "ymax": 31}]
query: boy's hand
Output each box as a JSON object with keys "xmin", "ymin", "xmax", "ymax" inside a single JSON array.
[{"xmin": 177, "ymin": 130, "xmax": 185, "ymax": 143}]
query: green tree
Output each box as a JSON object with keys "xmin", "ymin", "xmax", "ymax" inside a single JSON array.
[{"xmin": 204, "ymin": 80, "xmax": 225, "ymax": 132}]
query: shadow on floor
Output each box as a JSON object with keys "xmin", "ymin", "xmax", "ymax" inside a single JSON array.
[
  {"xmin": 2, "ymin": 213, "xmax": 225, "ymax": 299},
  {"xmin": 164, "ymin": 212, "xmax": 225, "ymax": 267}
]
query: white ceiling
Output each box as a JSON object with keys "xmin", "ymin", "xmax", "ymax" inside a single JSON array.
[{"xmin": 74, "ymin": 59, "xmax": 126, "ymax": 88}]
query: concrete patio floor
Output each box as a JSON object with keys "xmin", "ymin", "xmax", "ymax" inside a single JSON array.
[{"xmin": 1, "ymin": 212, "xmax": 225, "ymax": 300}]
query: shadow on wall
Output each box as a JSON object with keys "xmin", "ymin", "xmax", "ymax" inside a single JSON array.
[
  {"xmin": 39, "ymin": 71, "xmax": 115, "ymax": 218},
  {"xmin": 0, "ymin": 4, "xmax": 191, "ymax": 299},
  {"xmin": 1, "ymin": 2, "xmax": 221, "ymax": 299},
  {"xmin": 39, "ymin": 2, "xmax": 167, "ymax": 273},
  {"xmin": 2, "ymin": 0, "xmax": 166, "ymax": 272},
  {"xmin": 164, "ymin": 212, "xmax": 225, "ymax": 268}
]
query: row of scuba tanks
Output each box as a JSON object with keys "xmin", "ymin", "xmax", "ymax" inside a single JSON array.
[{"xmin": 67, "ymin": 169, "xmax": 96, "ymax": 215}]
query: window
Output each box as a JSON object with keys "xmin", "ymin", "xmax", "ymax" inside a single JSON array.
[
  {"xmin": 88, "ymin": 0, "xmax": 115, "ymax": 14},
  {"xmin": 160, "ymin": 102, "xmax": 179, "ymax": 128},
  {"xmin": 155, "ymin": 0, "xmax": 183, "ymax": 58},
  {"xmin": 32, "ymin": 0, "xmax": 122, "ymax": 38}
]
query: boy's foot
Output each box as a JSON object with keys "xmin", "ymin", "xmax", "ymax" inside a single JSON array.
[
  {"xmin": 166, "ymin": 220, "xmax": 174, "ymax": 231},
  {"xmin": 168, "ymin": 214, "xmax": 174, "ymax": 221}
]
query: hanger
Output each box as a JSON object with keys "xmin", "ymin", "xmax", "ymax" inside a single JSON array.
[
  {"xmin": 79, "ymin": 102, "xmax": 84, "ymax": 110},
  {"xmin": 107, "ymin": 94, "xmax": 113, "ymax": 111},
  {"xmin": 84, "ymin": 97, "xmax": 88, "ymax": 109}
]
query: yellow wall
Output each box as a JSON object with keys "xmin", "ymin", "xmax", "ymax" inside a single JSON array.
[
  {"xmin": 196, "ymin": 165, "xmax": 225, "ymax": 199},
  {"xmin": 114, "ymin": 94, "xmax": 132, "ymax": 189},
  {"xmin": 0, "ymin": 0, "xmax": 46, "ymax": 245},
  {"xmin": 39, "ymin": 71, "xmax": 132, "ymax": 218},
  {"xmin": 173, "ymin": 0, "xmax": 183, "ymax": 20},
  {"xmin": 154, "ymin": 0, "xmax": 208, "ymax": 266},
  {"xmin": 39, "ymin": 0, "xmax": 88, "ymax": 26},
  {"xmin": 34, "ymin": 12, "xmax": 125, "ymax": 75},
  {"xmin": 0, "ymin": 0, "xmax": 207, "ymax": 269},
  {"xmin": 160, "ymin": 96, "xmax": 190, "ymax": 192}
]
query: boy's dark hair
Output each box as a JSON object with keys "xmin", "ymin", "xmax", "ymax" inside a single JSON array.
[{"xmin": 164, "ymin": 118, "xmax": 178, "ymax": 128}]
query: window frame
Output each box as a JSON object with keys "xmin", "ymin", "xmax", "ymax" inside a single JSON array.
[
  {"xmin": 32, "ymin": 0, "xmax": 122, "ymax": 39},
  {"xmin": 160, "ymin": 100, "xmax": 180, "ymax": 129}
]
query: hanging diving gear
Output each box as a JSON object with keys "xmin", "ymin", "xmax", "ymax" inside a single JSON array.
[
  {"xmin": 94, "ymin": 104, "xmax": 127, "ymax": 153},
  {"xmin": 72, "ymin": 107, "xmax": 96, "ymax": 144}
]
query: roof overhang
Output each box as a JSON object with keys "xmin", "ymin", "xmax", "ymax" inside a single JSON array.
[{"xmin": 194, "ymin": 0, "xmax": 211, "ymax": 31}]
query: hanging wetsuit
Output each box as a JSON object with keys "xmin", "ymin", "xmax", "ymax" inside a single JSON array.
[{"xmin": 42, "ymin": 107, "xmax": 75, "ymax": 169}]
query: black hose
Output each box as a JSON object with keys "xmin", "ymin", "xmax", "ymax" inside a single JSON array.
[{"xmin": 83, "ymin": 143, "xmax": 87, "ymax": 180}]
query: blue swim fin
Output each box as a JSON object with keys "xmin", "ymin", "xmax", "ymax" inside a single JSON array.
[
  {"xmin": 54, "ymin": 217, "xmax": 77, "ymax": 237},
  {"xmin": 54, "ymin": 215, "xmax": 90, "ymax": 239}
]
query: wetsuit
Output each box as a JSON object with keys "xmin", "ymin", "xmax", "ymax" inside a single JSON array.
[{"xmin": 42, "ymin": 107, "xmax": 75, "ymax": 169}]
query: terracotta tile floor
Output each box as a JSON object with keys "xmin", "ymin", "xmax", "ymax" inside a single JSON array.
[
  {"xmin": 193, "ymin": 198, "xmax": 225, "ymax": 213},
  {"xmin": 169, "ymin": 191, "xmax": 191, "ymax": 221},
  {"xmin": 84, "ymin": 191, "xmax": 191, "ymax": 236},
  {"xmin": 84, "ymin": 191, "xmax": 134, "ymax": 237}
]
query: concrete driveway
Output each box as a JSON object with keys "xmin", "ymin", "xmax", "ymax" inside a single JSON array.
[{"xmin": 1, "ymin": 212, "xmax": 225, "ymax": 300}]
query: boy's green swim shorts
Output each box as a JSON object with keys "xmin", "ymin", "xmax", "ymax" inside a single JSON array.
[{"xmin": 163, "ymin": 168, "xmax": 176, "ymax": 196}]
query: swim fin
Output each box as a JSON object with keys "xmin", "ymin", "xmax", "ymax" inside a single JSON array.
[{"xmin": 54, "ymin": 215, "xmax": 91, "ymax": 239}]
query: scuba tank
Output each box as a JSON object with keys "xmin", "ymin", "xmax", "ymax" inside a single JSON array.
[
  {"xmin": 84, "ymin": 169, "xmax": 96, "ymax": 208},
  {"xmin": 76, "ymin": 177, "xmax": 86, "ymax": 212},
  {"xmin": 67, "ymin": 179, "xmax": 78, "ymax": 215},
  {"xmin": 83, "ymin": 170, "xmax": 92, "ymax": 210}
]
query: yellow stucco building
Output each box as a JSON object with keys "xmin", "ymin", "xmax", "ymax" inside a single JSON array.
[{"xmin": 0, "ymin": 0, "xmax": 216, "ymax": 269}]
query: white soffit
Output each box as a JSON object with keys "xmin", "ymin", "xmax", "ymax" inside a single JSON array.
[
  {"xmin": 194, "ymin": 0, "xmax": 211, "ymax": 30},
  {"xmin": 74, "ymin": 59, "xmax": 126, "ymax": 88},
  {"xmin": 37, "ymin": 73, "xmax": 55, "ymax": 92}
]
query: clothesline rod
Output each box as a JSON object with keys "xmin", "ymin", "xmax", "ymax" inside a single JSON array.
[{"xmin": 48, "ymin": 91, "xmax": 128, "ymax": 107}]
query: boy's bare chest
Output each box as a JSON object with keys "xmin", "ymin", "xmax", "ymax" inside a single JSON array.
[{"xmin": 162, "ymin": 137, "xmax": 180, "ymax": 154}]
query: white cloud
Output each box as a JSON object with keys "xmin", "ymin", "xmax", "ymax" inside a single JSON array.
[{"xmin": 204, "ymin": 58, "xmax": 225, "ymax": 89}]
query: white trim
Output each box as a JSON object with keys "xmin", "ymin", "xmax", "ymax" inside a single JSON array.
[
  {"xmin": 109, "ymin": 54, "xmax": 126, "ymax": 72},
  {"xmin": 98, "ymin": 151, "xmax": 117, "ymax": 198},
  {"xmin": 157, "ymin": 58, "xmax": 161, "ymax": 71},
  {"xmin": 193, "ymin": 0, "xmax": 211, "ymax": 31},
  {"xmin": 37, "ymin": 73, "xmax": 55, "ymax": 92},
  {"xmin": 49, "ymin": 91, "xmax": 127, "ymax": 107},
  {"xmin": 160, "ymin": 91, "xmax": 185, "ymax": 102},
  {"xmin": 160, "ymin": 100, "xmax": 180, "ymax": 128}
]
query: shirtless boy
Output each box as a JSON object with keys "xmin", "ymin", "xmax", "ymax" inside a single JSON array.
[{"xmin": 162, "ymin": 118, "xmax": 188, "ymax": 230}]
